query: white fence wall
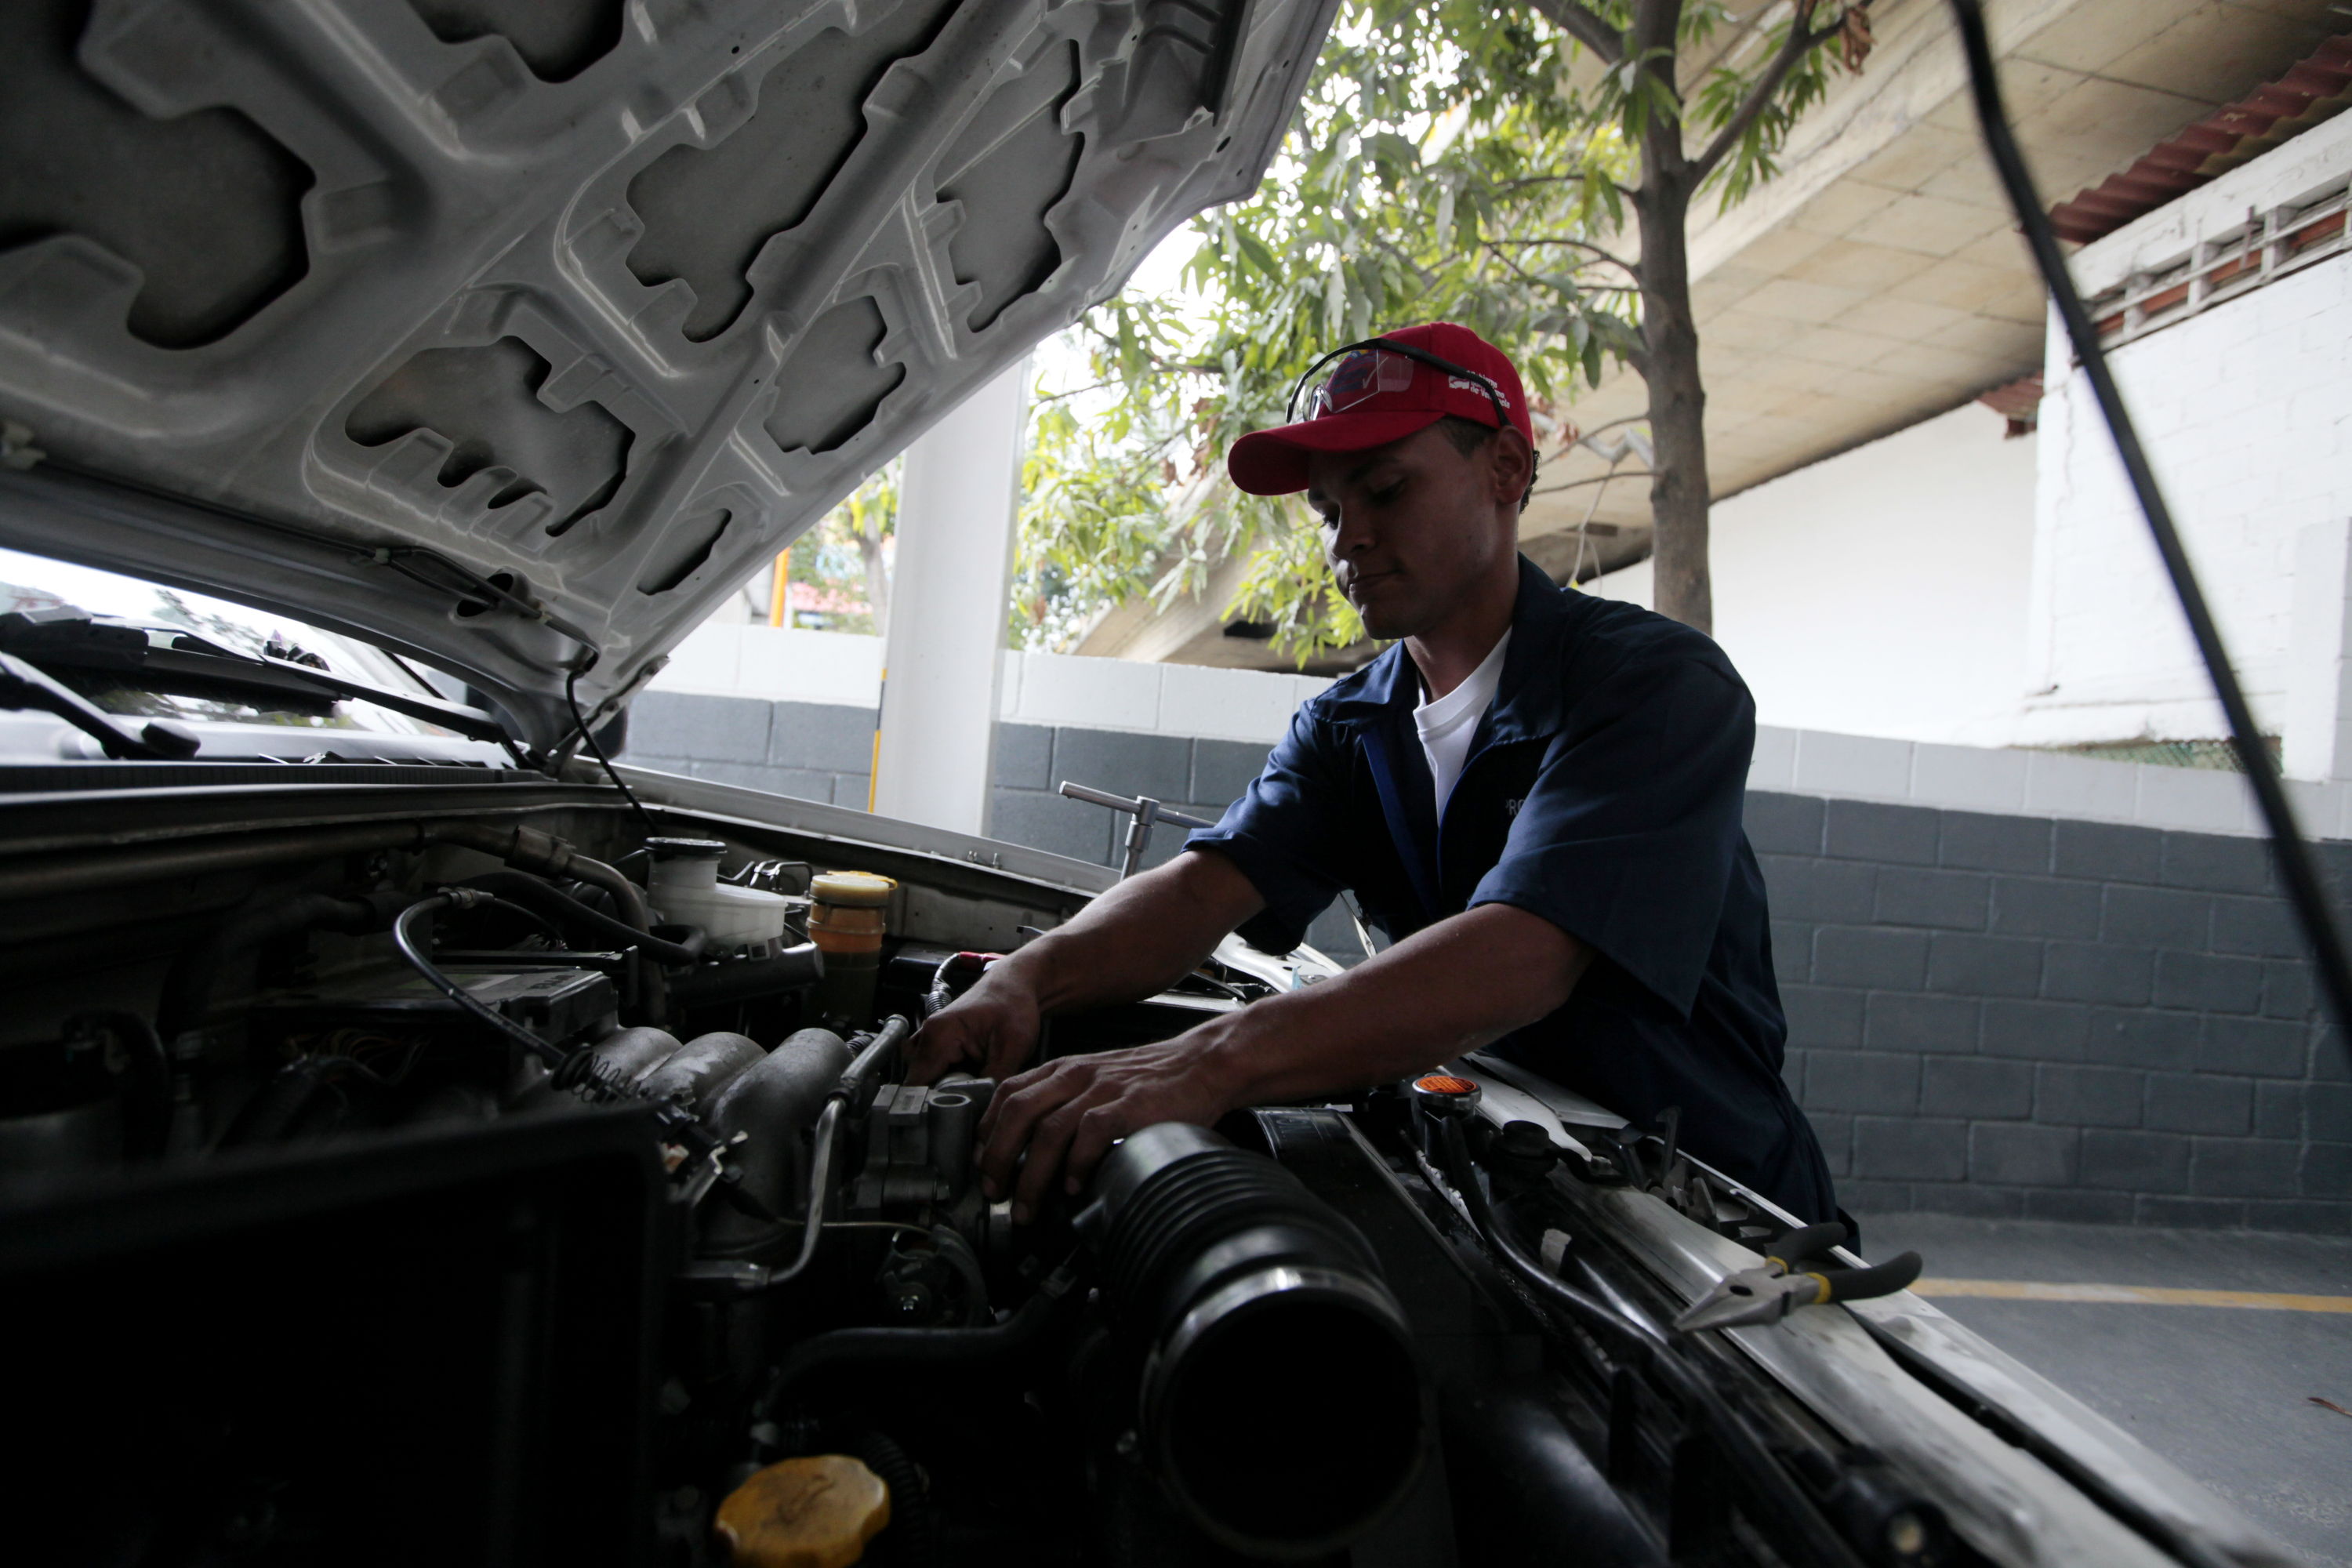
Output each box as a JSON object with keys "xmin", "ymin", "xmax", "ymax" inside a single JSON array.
[
  {"xmin": 648, "ymin": 622, "xmax": 2352, "ymax": 841},
  {"xmin": 651, "ymin": 622, "xmax": 1332, "ymax": 745},
  {"xmin": 1588, "ymin": 402, "xmax": 2040, "ymax": 747}
]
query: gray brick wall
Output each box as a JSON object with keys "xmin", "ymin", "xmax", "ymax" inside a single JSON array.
[
  {"xmin": 624, "ymin": 693, "xmax": 2351, "ymax": 1233},
  {"xmin": 625, "ymin": 692, "xmax": 877, "ymax": 808},
  {"xmin": 1756, "ymin": 791, "xmax": 2352, "ymax": 1235}
]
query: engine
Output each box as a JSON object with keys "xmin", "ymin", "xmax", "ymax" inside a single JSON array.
[{"xmin": 0, "ymin": 808, "xmax": 1446, "ymax": 1567}]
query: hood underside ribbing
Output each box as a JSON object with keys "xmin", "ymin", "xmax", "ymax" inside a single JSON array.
[{"xmin": 0, "ymin": 0, "xmax": 1336, "ymax": 749}]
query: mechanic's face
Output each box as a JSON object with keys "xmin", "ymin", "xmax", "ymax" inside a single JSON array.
[{"xmin": 1305, "ymin": 423, "xmax": 1523, "ymax": 641}]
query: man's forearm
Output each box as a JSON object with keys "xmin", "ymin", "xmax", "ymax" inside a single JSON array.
[
  {"xmin": 988, "ymin": 849, "xmax": 1264, "ymax": 1015},
  {"xmin": 1188, "ymin": 903, "xmax": 1590, "ymax": 1106}
]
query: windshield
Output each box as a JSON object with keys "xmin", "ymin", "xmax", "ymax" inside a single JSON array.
[{"xmin": 0, "ymin": 546, "xmax": 466, "ymax": 742}]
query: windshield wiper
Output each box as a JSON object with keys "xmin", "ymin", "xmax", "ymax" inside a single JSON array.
[
  {"xmin": 0, "ymin": 651, "xmax": 199, "ymax": 760},
  {"xmin": 0, "ymin": 611, "xmax": 512, "ymax": 745}
]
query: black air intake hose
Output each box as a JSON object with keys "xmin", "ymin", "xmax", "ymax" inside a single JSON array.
[{"xmin": 1079, "ymin": 1123, "xmax": 1426, "ymax": 1562}]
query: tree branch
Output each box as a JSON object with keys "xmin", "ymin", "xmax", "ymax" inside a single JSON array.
[
  {"xmin": 1367, "ymin": 231, "xmax": 1439, "ymax": 286},
  {"xmin": 1486, "ymin": 245, "xmax": 1573, "ymax": 300},
  {"xmin": 1484, "ymin": 235, "xmax": 1639, "ymax": 275},
  {"xmin": 1480, "ymin": 169, "xmax": 1643, "ymax": 205},
  {"xmin": 1518, "ymin": 0, "xmax": 1623, "ymax": 63},
  {"xmin": 1692, "ymin": 10, "xmax": 1842, "ymax": 182}
]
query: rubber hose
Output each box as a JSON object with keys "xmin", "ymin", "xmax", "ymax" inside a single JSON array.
[
  {"xmin": 64, "ymin": 1011, "xmax": 171, "ymax": 1160},
  {"xmin": 850, "ymin": 1430, "xmax": 935, "ymax": 1568},
  {"xmin": 1082, "ymin": 1123, "xmax": 1425, "ymax": 1561},
  {"xmin": 460, "ymin": 872, "xmax": 701, "ymax": 964},
  {"xmin": 667, "ymin": 944, "xmax": 826, "ymax": 1008},
  {"xmin": 157, "ymin": 890, "xmax": 401, "ymax": 1045},
  {"xmin": 764, "ymin": 1275, "xmax": 1073, "ymax": 1399},
  {"xmin": 423, "ymin": 823, "xmax": 654, "ymax": 933}
]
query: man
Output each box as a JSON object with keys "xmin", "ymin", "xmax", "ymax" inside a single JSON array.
[{"xmin": 908, "ymin": 321, "xmax": 1834, "ymax": 1226}]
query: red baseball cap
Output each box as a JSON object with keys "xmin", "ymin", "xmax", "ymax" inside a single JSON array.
[{"xmin": 1226, "ymin": 321, "xmax": 1532, "ymax": 496}]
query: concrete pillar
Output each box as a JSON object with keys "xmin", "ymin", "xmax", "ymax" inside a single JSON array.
[
  {"xmin": 2285, "ymin": 518, "xmax": 2352, "ymax": 782},
  {"xmin": 869, "ymin": 359, "xmax": 1028, "ymax": 834}
]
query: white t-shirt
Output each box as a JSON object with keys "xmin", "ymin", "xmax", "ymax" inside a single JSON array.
[{"xmin": 1413, "ymin": 630, "xmax": 1511, "ymax": 815}]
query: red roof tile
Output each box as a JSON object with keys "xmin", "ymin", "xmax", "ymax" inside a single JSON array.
[{"xmin": 2048, "ymin": 34, "xmax": 2352, "ymax": 245}]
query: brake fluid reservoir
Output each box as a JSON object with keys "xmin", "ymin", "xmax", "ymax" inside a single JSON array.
[
  {"xmin": 644, "ymin": 838, "xmax": 789, "ymax": 952},
  {"xmin": 807, "ymin": 870, "xmax": 895, "ymax": 1025}
]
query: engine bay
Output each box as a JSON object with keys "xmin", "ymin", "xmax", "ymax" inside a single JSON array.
[{"xmin": 0, "ymin": 789, "xmax": 2185, "ymax": 1567}]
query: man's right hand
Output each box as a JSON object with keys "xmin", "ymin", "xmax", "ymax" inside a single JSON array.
[
  {"xmin": 904, "ymin": 973, "xmax": 1044, "ymax": 1084},
  {"xmin": 899, "ymin": 849, "xmax": 1265, "ymax": 1088}
]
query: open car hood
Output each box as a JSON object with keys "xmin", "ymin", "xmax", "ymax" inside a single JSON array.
[{"xmin": 0, "ymin": 0, "xmax": 1334, "ymax": 751}]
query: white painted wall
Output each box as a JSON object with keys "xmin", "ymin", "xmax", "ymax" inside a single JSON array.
[
  {"xmin": 1589, "ymin": 111, "xmax": 2352, "ymax": 765},
  {"xmin": 1585, "ymin": 401, "xmax": 2040, "ymax": 746},
  {"xmin": 2024, "ymin": 108, "xmax": 2352, "ymax": 753},
  {"xmin": 649, "ymin": 622, "xmax": 1332, "ymax": 746},
  {"xmin": 2026, "ymin": 249, "xmax": 2352, "ymax": 749}
]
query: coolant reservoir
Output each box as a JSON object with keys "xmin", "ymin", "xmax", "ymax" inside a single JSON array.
[
  {"xmin": 644, "ymin": 838, "xmax": 789, "ymax": 952},
  {"xmin": 807, "ymin": 870, "xmax": 895, "ymax": 1025}
]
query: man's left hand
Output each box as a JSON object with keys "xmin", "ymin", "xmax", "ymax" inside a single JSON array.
[{"xmin": 975, "ymin": 1036, "xmax": 1238, "ymax": 1222}]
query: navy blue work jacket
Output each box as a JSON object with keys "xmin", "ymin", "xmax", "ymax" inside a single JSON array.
[{"xmin": 1189, "ymin": 556, "xmax": 1835, "ymax": 1221}]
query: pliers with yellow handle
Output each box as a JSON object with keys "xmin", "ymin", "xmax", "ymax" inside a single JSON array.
[{"xmin": 1672, "ymin": 1221, "xmax": 1923, "ymax": 1334}]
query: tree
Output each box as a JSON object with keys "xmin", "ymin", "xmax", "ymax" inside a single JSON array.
[
  {"xmin": 1015, "ymin": 0, "xmax": 1871, "ymax": 656},
  {"xmin": 780, "ymin": 466, "xmax": 898, "ymax": 636},
  {"xmin": 1530, "ymin": 0, "xmax": 1873, "ymax": 630}
]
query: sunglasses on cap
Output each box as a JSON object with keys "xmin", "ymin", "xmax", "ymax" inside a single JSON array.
[{"xmin": 1284, "ymin": 336, "xmax": 1512, "ymax": 428}]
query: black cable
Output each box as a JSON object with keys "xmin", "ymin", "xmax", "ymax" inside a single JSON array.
[
  {"xmin": 390, "ymin": 893, "xmax": 575, "ymax": 1069},
  {"xmin": 1948, "ymin": 0, "xmax": 2352, "ymax": 1071},
  {"xmin": 565, "ymin": 659, "xmax": 659, "ymax": 835}
]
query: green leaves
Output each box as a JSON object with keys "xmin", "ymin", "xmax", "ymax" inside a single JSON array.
[
  {"xmin": 1011, "ymin": 0, "xmax": 1865, "ymax": 660},
  {"xmin": 1234, "ymin": 226, "xmax": 1280, "ymax": 282}
]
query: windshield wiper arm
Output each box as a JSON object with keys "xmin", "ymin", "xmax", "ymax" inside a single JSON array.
[
  {"xmin": 245, "ymin": 651, "xmax": 510, "ymax": 744},
  {"xmin": 0, "ymin": 612, "xmax": 512, "ymax": 745},
  {"xmin": 0, "ymin": 652, "xmax": 199, "ymax": 760}
]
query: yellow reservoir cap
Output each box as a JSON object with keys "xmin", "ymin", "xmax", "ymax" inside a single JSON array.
[
  {"xmin": 808, "ymin": 871, "xmax": 896, "ymax": 909},
  {"xmin": 715, "ymin": 1454, "xmax": 890, "ymax": 1568}
]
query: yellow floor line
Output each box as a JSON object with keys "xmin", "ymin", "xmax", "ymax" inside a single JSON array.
[{"xmin": 1914, "ymin": 1278, "xmax": 2352, "ymax": 1313}]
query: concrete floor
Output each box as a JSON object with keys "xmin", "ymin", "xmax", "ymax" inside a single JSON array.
[{"xmin": 1860, "ymin": 1213, "xmax": 2352, "ymax": 1567}]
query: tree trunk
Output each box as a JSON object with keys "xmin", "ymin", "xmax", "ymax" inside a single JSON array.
[
  {"xmin": 1629, "ymin": 0, "xmax": 1712, "ymax": 636},
  {"xmin": 853, "ymin": 495, "xmax": 891, "ymax": 636},
  {"xmin": 1636, "ymin": 176, "xmax": 1711, "ymax": 636}
]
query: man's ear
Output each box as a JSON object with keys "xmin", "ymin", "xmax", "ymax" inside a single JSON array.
[{"xmin": 1489, "ymin": 426, "xmax": 1535, "ymax": 512}]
